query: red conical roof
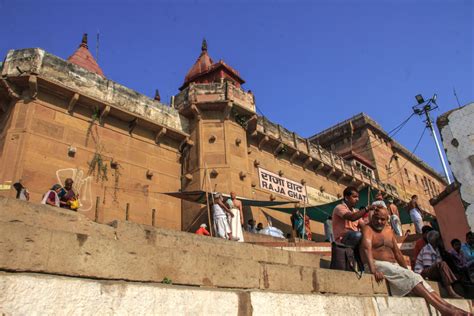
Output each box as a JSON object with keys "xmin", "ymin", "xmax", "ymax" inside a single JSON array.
[
  {"xmin": 180, "ymin": 39, "xmax": 244, "ymax": 90},
  {"xmin": 67, "ymin": 34, "xmax": 104, "ymax": 77}
]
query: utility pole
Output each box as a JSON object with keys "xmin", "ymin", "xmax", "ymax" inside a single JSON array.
[{"xmin": 412, "ymin": 94, "xmax": 452, "ymax": 184}]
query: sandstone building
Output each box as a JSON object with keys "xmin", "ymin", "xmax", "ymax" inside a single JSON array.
[{"xmin": 0, "ymin": 36, "xmax": 446, "ymax": 239}]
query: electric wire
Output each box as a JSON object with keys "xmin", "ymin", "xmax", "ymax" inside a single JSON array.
[
  {"xmin": 352, "ymin": 112, "xmax": 416, "ymax": 156},
  {"xmin": 379, "ymin": 126, "xmax": 427, "ymax": 182}
]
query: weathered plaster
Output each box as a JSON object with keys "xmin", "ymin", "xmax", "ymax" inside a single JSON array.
[
  {"xmin": 2, "ymin": 48, "xmax": 189, "ymax": 134},
  {"xmin": 438, "ymin": 103, "xmax": 474, "ymax": 229}
]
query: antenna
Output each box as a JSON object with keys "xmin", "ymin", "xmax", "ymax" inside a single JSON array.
[
  {"xmin": 96, "ymin": 30, "xmax": 100, "ymax": 63},
  {"xmin": 453, "ymin": 87, "xmax": 461, "ymax": 108}
]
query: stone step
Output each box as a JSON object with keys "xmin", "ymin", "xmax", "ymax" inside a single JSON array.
[
  {"xmin": 0, "ymin": 196, "xmax": 321, "ymax": 269},
  {"xmin": 0, "ymin": 196, "xmax": 449, "ymax": 298},
  {"xmin": 1, "ymin": 271, "xmax": 471, "ymax": 315}
]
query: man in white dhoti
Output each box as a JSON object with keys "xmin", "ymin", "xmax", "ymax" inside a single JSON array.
[
  {"xmin": 387, "ymin": 198, "xmax": 402, "ymax": 236},
  {"xmin": 226, "ymin": 192, "xmax": 244, "ymax": 242},
  {"xmin": 360, "ymin": 207, "xmax": 468, "ymax": 315},
  {"xmin": 212, "ymin": 193, "xmax": 233, "ymax": 239}
]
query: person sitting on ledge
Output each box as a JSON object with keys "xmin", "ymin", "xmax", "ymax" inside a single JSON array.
[
  {"xmin": 60, "ymin": 178, "xmax": 79, "ymax": 211},
  {"xmin": 195, "ymin": 223, "xmax": 210, "ymax": 236},
  {"xmin": 411, "ymin": 225, "xmax": 433, "ymax": 269},
  {"xmin": 41, "ymin": 184, "xmax": 63, "ymax": 207},
  {"xmin": 330, "ymin": 186, "xmax": 370, "ymax": 271},
  {"xmin": 247, "ymin": 219, "xmax": 257, "ymax": 233},
  {"xmin": 361, "ymin": 207, "xmax": 469, "ymax": 315},
  {"xmin": 415, "ymin": 231, "xmax": 463, "ymax": 298}
]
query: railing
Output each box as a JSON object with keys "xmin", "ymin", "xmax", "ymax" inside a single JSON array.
[{"xmin": 173, "ymin": 81, "xmax": 256, "ymax": 113}]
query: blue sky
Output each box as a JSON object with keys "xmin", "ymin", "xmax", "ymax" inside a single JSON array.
[{"xmin": 1, "ymin": 0, "xmax": 472, "ymax": 175}]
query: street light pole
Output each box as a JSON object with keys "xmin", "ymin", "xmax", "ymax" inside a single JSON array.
[{"xmin": 413, "ymin": 94, "xmax": 452, "ymax": 185}]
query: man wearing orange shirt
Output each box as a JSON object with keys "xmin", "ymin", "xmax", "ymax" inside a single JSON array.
[{"xmin": 330, "ymin": 186, "xmax": 371, "ymax": 270}]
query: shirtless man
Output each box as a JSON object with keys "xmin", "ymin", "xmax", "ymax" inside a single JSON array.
[
  {"xmin": 226, "ymin": 192, "xmax": 244, "ymax": 242},
  {"xmin": 212, "ymin": 193, "xmax": 234, "ymax": 240},
  {"xmin": 387, "ymin": 198, "xmax": 402, "ymax": 236},
  {"xmin": 361, "ymin": 207, "xmax": 469, "ymax": 315}
]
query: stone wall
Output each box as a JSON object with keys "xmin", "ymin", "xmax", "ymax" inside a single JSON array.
[
  {"xmin": 2, "ymin": 48, "xmax": 189, "ymax": 133},
  {"xmin": 1, "ymin": 272, "xmax": 471, "ymax": 315},
  {"xmin": 0, "ymin": 98, "xmax": 183, "ymax": 229},
  {"xmin": 438, "ymin": 103, "xmax": 474, "ymax": 229}
]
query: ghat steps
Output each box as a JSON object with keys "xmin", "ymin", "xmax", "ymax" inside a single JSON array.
[{"xmin": 0, "ymin": 196, "xmax": 471, "ymax": 315}]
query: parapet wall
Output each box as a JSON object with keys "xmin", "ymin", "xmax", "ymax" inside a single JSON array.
[{"xmin": 2, "ymin": 48, "xmax": 189, "ymax": 133}]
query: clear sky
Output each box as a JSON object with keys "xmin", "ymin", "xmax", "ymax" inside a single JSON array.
[{"xmin": 2, "ymin": 0, "xmax": 472, "ymax": 176}]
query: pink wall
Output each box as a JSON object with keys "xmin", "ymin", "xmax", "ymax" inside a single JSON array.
[{"xmin": 433, "ymin": 187, "xmax": 470, "ymax": 250}]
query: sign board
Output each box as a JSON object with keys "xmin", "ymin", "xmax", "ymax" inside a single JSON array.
[
  {"xmin": 258, "ymin": 168, "xmax": 307, "ymax": 202},
  {"xmin": 306, "ymin": 186, "xmax": 338, "ymax": 206}
]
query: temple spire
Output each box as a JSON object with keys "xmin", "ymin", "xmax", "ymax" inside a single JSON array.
[
  {"xmin": 67, "ymin": 33, "xmax": 104, "ymax": 77},
  {"xmin": 154, "ymin": 89, "xmax": 161, "ymax": 102},
  {"xmin": 201, "ymin": 39, "xmax": 208, "ymax": 52},
  {"xmin": 81, "ymin": 33, "xmax": 88, "ymax": 48}
]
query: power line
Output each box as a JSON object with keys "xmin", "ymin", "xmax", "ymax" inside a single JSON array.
[
  {"xmin": 380, "ymin": 126, "xmax": 427, "ymax": 182},
  {"xmin": 353, "ymin": 112, "xmax": 416, "ymax": 156}
]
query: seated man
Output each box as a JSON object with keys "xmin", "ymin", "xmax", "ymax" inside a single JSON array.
[
  {"xmin": 361, "ymin": 207, "xmax": 469, "ymax": 315},
  {"xmin": 415, "ymin": 231, "xmax": 462, "ymax": 298},
  {"xmin": 195, "ymin": 223, "xmax": 210, "ymax": 236},
  {"xmin": 330, "ymin": 186, "xmax": 370, "ymax": 270},
  {"xmin": 450, "ymin": 238, "xmax": 473, "ymax": 282},
  {"xmin": 411, "ymin": 225, "xmax": 434, "ymax": 268},
  {"xmin": 461, "ymin": 232, "xmax": 474, "ymax": 266}
]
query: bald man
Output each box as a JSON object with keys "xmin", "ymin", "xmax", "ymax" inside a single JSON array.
[{"xmin": 361, "ymin": 207, "xmax": 469, "ymax": 315}]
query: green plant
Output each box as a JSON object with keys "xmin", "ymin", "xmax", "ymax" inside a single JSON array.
[
  {"xmin": 232, "ymin": 109, "xmax": 248, "ymax": 129},
  {"xmin": 87, "ymin": 149, "xmax": 108, "ymax": 182},
  {"xmin": 162, "ymin": 277, "xmax": 172, "ymax": 284},
  {"xmin": 277, "ymin": 144, "xmax": 288, "ymax": 156},
  {"xmin": 85, "ymin": 106, "xmax": 100, "ymax": 146},
  {"xmin": 112, "ymin": 163, "xmax": 121, "ymax": 202}
]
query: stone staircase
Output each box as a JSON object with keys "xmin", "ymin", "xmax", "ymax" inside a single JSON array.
[{"xmin": 0, "ymin": 196, "xmax": 471, "ymax": 315}]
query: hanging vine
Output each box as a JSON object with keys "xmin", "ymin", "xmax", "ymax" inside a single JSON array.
[
  {"xmin": 87, "ymin": 146, "xmax": 108, "ymax": 182},
  {"xmin": 85, "ymin": 106, "xmax": 100, "ymax": 146},
  {"xmin": 85, "ymin": 106, "xmax": 110, "ymax": 183},
  {"xmin": 111, "ymin": 161, "xmax": 121, "ymax": 202},
  {"xmin": 232, "ymin": 109, "xmax": 249, "ymax": 129}
]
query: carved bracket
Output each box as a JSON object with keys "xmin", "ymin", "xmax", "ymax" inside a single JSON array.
[
  {"xmin": 258, "ymin": 135, "xmax": 269, "ymax": 150},
  {"xmin": 0, "ymin": 78, "xmax": 20, "ymax": 100},
  {"xmin": 100, "ymin": 105, "xmax": 111, "ymax": 125},
  {"xmin": 290, "ymin": 151, "xmax": 300, "ymax": 163},
  {"xmin": 154, "ymin": 127, "xmax": 167, "ymax": 144},
  {"xmin": 128, "ymin": 118, "xmax": 138, "ymax": 134},
  {"xmin": 273, "ymin": 143, "xmax": 285, "ymax": 156},
  {"xmin": 28, "ymin": 75, "xmax": 38, "ymax": 99},
  {"xmin": 303, "ymin": 157, "xmax": 313, "ymax": 169},
  {"xmin": 68, "ymin": 93, "xmax": 80, "ymax": 113}
]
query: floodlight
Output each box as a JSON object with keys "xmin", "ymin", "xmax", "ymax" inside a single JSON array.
[{"xmin": 415, "ymin": 94, "xmax": 425, "ymax": 105}]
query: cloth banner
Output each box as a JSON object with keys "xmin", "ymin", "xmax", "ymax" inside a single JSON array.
[
  {"xmin": 163, "ymin": 191, "xmax": 292, "ymax": 207},
  {"xmin": 267, "ymin": 186, "xmax": 434, "ymax": 225}
]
